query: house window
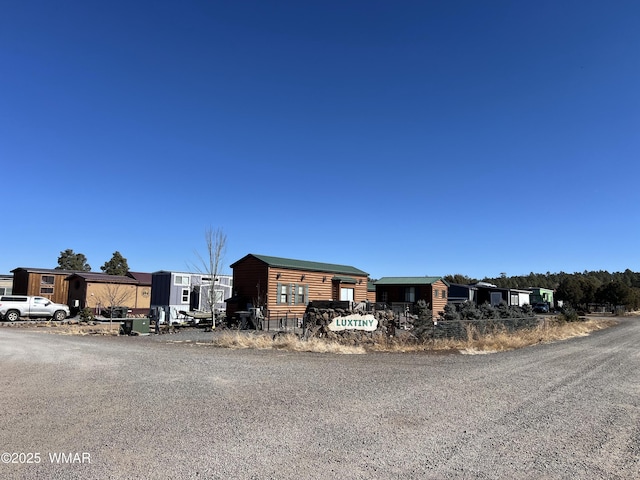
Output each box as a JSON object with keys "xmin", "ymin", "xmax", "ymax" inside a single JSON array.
[
  {"xmin": 181, "ymin": 288, "xmax": 189, "ymax": 303},
  {"xmin": 434, "ymin": 289, "xmax": 439, "ymax": 299},
  {"xmin": 442, "ymin": 290, "xmax": 447, "ymax": 299},
  {"xmin": 381, "ymin": 291, "xmax": 388, "ymax": 303},
  {"xmin": 404, "ymin": 287, "xmax": 415, "ymax": 302},
  {"xmin": 340, "ymin": 288, "xmax": 354, "ymax": 302},
  {"xmin": 297, "ymin": 285, "xmax": 305, "ymax": 304},
  {"xmin": 279, "ymin": 284, "xmax": 288, "ymax": 304},
  {"xmin": 175, "ymin": 275, "xmax": 190, "ymax": 286},
  {"xmin": 40, "ymin": 275, "xmax": 54, "ymax": 295}
]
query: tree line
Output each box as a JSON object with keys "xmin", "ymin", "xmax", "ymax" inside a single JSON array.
[{"xmin": 444, "ymin": 269, "xmax": 640, "ymax": 311}]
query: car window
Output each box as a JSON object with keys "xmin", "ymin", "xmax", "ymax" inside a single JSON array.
[{"xmin": 0, "ymin": 296, "xmax": 27, "ymax": 302}]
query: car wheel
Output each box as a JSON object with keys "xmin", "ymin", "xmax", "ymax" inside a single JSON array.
[
  {"xmin": 5, "ymin": 310, "xmax": 20, "ymax": 322},
  {"xmin": 53, "ymin": 310, "xmax": 67, "ymax": 321}
]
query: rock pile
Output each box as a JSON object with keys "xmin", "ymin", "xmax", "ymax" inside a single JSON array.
[{"xmin": 303, "ymin": 306, "xmax": 397, "ymax": 339}]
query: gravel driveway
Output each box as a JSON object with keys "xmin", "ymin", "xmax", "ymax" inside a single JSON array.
[{"xmin": 1, "ymin": 318, "xmax": 639, "ymax": 479}]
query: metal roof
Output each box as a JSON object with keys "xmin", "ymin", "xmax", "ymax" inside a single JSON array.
[
  {"xmin": 11, "ymin": 267, "xmax": 81, "ymax": 274},
  {"xmin": 66, "ymin": 272, "xmax": 138, "ymax": 284},
  {"xmin": 375, "ymin": 276, "xmax": 448, "ymax": 286},
  {"xmin": 126, "ymin": 271, "xmax": 152, "ymax": 285},
  {"xmin": 231, "ymin": 254, "xmax": 368, "ymax": 276}
]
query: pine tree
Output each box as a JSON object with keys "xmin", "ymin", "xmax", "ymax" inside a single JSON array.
[
  {"xmin": 100, "ymin": 251, "xmax": 129, "ymax": 276},
  {"xmin": 56, "ymin": 249, "xmax": 91, "ymax": 271}
]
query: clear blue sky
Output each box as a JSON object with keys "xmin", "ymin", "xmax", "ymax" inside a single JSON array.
[{"xmin": 1, "ymin": 0, "xmax": 639, "ymax": 280}]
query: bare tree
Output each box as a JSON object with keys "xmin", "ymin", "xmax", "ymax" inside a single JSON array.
[
  {"xmin": 95, "ymin": 282, "xmax": 135, "ymax": 330},
  {"xmin": 191, "ymin": 227, "xmax": 227, "ymax": 328}
]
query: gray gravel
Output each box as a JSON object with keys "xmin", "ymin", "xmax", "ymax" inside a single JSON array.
[{"xmin": 1, "ymin": 318, "xmax": 639, "ymax": 479}]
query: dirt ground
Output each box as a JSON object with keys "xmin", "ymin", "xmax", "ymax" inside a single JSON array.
[{"xmin": 1, "ymin": 317, "xmax": 638, "ymax": 479}]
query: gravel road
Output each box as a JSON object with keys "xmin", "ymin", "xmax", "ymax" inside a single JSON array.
[{"xmin": 1, "ymin": 318, "xmax": 639, "ymax": 479}]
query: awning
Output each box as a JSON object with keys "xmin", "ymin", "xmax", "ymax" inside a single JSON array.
[{"xmin": 332, "ymin": 276, "xmax": 357, "ymax": 284}]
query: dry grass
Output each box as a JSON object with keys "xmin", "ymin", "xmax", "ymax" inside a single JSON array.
[
  {"xmin": 211, "ymin": 332, "xmax": 366, "ymax": 354},
  {"xmin": 210, "ymin": 318, "xmax": 616, "ymax": 355},
  {"xmin": 385, "ymin": 318, "xmax": 617, "ymax": 354},
  {"xmin": 22, "ymin": 322, "xmax": 121, "ymax": 336},
  {"xmin": 459, "ymin": 317, "xmax": 616, "ymax": 354}
]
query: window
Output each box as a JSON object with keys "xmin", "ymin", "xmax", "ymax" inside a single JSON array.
[
  {"xmin": 279, "ymin": 284, "xmax": 288, "ymax": 304},
  {"xmin": 175, "ymin": 275, "xmax": 190, "ymax": 286},
  {"xmin": 297, "ymin": 285, "xmax": 305, "ymax": 304},
  {"xmin": 404, "ymin": 287, "xmax": 415, "ymax": 302},
  {"xmin": 40, "ymin": 275, "xmax": 54, "ymax": 295},
  {"xmin": 0, "ymin": 296, "xmax": 27, "ymax": 302},
  {"xmin": 340, "ymin": 288, "xmax": 354, "ymax": 302},
  {"xmin": 380, "ymin": 291, "xmax": 388, "ymax": 303},
  {"xmin": 490, "ymin": 292, "xmax": 502, "ymax": 306},
  {"xmin": 181, "ymin": 288, "xmax": 189, "ymax": 303},
  {"xmin": 434, "ymin": 289, "xmax": 439, "ymax": 299},
  {"xmin": 214, "ymin": 290, "xmax": 224, "ymax": 303},
  {"xmin": 442, "ymin": 290, "xmax": 447, "ymax": 299}
]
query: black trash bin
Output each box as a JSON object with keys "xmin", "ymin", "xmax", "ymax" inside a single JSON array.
[{"xmin": 105, "ymin": 306, "xmax": 128, "ymax": 318}]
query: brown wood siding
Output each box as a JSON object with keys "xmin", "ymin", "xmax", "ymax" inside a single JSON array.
[
  {"xmin": 366, "ymin": 288, "xmax": 376, "ymax": 303},
  {"xmin": 228, "ymin": 256, "xmax": 269, "ymax": 317},
  {"xmin": 24, "ymin": 272, "xmax": 69, "ymax": 304},
  {"xmin": 267, "ymin": 270, "xmax": 369, "ymax": 318},
  {"xmin": 268, "ymin": 269, "xmax": 332, "ymax": 318},
  {"xmin": 431, "ymin": 280, "xmax": 448, "ymax": 315}
]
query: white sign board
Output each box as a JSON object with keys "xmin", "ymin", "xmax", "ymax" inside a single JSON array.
[{"xmin": 327, "ymin": 314, "xmax": 378, "ymax": 332}]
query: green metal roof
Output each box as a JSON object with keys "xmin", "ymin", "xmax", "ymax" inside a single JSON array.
[
  {"xmin": 375, "ymin": 276, "xmax": 448, "ymax": 286},
  {"xmin": 232, "ymin": 254, "xmax": 368, "ymax": 276}
]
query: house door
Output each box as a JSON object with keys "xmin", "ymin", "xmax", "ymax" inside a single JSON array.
[{"xmin": 190, "ymin": 286, "xmax": 200, "ymax": 311}]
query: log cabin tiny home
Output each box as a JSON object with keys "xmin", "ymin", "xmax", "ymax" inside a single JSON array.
[
  {"xmin": 10, "ymin": 267, "xmax": 74, "ymax": 305},
  {"xmin": 227, "ymin": 254, "xmax": 369, "ymax": 321},
  {"xmin": 374, "ymin": 276, "xmax": 450, "ymax": 316}
]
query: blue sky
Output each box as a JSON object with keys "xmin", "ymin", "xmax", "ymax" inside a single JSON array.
[{"xmin": 1, "ymin": 0, "xmax": 639, "ymax": 280}]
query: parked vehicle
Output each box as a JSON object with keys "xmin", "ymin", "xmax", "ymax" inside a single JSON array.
[
  {"xmin": 0, "ymin": 295, "xmax": 70, "ymax": 321},
  {"xmin": 532, "ymin": 302, "xmax": 550, "ymax": 313}
]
